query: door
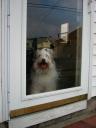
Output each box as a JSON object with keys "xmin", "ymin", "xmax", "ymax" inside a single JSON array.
[{"xmin": 9, "ymin": 0, "xmax": 90, "ymax": 127}]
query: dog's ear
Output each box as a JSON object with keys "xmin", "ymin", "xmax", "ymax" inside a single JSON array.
[
  {"xmin": 33, "ymin": 49, "xmax": 40, "ymax": 59},
  {"xmin": 50, "ymin": 44, "xmax": 54, "ymax": 49},
  {"xmin": 46, "ymin": 48, "xmax": 54, "ymax": 57},
  {"xmin": 36, "ymin": 49, "xmax": 40, "ymax": 55}
]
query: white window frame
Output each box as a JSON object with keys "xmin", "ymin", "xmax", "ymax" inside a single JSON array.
[{"xmin": 9, "ymin": 0, "xmax": 89, "ymax": 111}]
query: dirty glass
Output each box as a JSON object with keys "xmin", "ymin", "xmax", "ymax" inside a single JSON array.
[{"xmin": 26, "ymin": 0, "xmax": 83, "ymax": 95}]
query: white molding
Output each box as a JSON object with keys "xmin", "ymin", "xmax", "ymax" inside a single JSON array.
[
  {"xmin": 92, "ymin": 86, "xmax": 96, "ymax": 97},
  {"xmin": 0, "ymin": 0, "xmax": 3, "ymax": 123},
  {"xmin": 88, "ymin": 0, "xmax": 93, "ymax": 99},
  {"xmin": 23, "ymin": 87, "xmax": 83, "ymax": 101},
  {"xmin": 81, "ymin": 0, "xmax": 90, "ymax": 95},
  {"xmin": 1, "ymin": 0, "xmax": 9, "ymax": 121},
  {"xmin": 21, "ymin": 0, "xmax": 27, "ymax": 100},
  {"xmin": 9, "ymin": 100, "xmax": 87, "ymax": 128},
  {"xmin": 88, "ymin": 0, "xmax": 96, "ymax": 98}
]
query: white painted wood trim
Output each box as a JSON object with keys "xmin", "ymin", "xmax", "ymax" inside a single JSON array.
[
  {"xmin": 88, "ymin": 0, "xmax": 96, "ymax": 98},
  {"xmin": 88, "ymin": 0, "xmax": 93, "ymax": 99},
  {"xmin": 9, "ymin": 100, "xmax": 87, "ymax": 128},
  {"xmin": 0, "ymin": 0, "xmax": 3, "ymax": 123},
  {"xmin": 92, "ymin": 85, "xmax": 96, "ymax": 97},
  {"xmin": 1, "ymin": 0, "xmax": 9, "ymax": 121}
]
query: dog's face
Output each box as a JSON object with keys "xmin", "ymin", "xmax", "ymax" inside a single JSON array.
[{"xmin": 33, "ymin": 48, "xmax": 55, "ymax": 73}]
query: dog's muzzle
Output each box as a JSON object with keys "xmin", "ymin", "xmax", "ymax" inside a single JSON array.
[{"xmin": 38, "ymin": 59, "xmax": 49, "ymax": 70}]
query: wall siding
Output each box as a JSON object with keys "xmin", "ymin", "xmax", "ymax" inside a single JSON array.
[{"xmin": 91, "ymin": 0, "xmax": 96, "ymax": 97}]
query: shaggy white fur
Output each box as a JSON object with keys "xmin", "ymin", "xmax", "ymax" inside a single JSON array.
[{"xmin": 31, "ymin": 48, "xmax": 58, "ymax": 93}]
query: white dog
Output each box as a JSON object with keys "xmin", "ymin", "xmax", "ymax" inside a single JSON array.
[{"xmin": 31, "ymin": 48, "xmax": 58, "ymax": 94}]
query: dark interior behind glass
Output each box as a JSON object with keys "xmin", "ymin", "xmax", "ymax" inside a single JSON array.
[{"xmin": 26, "ymin": 0, "xmax": 83, "ymax": 95}]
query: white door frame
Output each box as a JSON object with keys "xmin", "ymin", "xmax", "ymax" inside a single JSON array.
[
  {"xmin": 1, "ymin": 0, "xmax": 9, "ymax": 122},
  {"xmin": 0, "ymin": 0, "xmax": 3, "ymax": 123},
  {"xmin": 88, "ymin": 0, "xmax": 96, "ymax": 99},
  {"xmin": 8, "ymin": 0, "xmax": 90, "ymax": 127}
]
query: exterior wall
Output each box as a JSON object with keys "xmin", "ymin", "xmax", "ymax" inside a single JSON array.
[{"xmin": 91, "ymin": 0, "xmax": 96, "ymax": 97}]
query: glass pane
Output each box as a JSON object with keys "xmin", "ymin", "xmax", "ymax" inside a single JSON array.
[{"xmin": 26, "ymin": 0, "xmax": 83, "ymax": 95}]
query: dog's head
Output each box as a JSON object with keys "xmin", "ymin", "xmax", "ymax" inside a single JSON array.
[{"xmin": 33, "ymin": 48, "xmax": 55, "ymax": 73}]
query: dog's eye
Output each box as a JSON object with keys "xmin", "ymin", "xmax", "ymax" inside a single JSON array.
[
  {"xmin": 46, "ymin": 54, "xmax": 49, "ymax": 58},
  {"xmin": 45, "ymin": 48, "xmax": 49, "ymax": 52}
]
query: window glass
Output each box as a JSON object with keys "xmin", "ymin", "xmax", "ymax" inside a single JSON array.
[{"xmin": 26, "ymin": 0, "xmax": 83, "ymax": 95}]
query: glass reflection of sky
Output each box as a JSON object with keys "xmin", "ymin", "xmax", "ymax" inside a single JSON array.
[{"xmin": 27, "ymin": 0, "xmax": 83, "ymax": 39}]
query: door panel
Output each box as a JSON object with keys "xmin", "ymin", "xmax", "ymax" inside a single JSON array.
[{"xmin": 9, "ymin": 0, "xmax": 89, "ymax": 114}]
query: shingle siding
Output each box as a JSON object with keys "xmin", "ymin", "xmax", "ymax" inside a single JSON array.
[{"xmin": 91, "ymin": 0, "xmax": 96, "ymax": 95}]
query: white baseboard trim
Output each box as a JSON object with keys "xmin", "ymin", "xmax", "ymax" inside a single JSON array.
[
  {"xmin": 92, "ymin": 86, "xmax": 96, "ymax": 97},
  {"xmin": 9, "ymin": 100, "xmax": 87, "ymax": 128}
]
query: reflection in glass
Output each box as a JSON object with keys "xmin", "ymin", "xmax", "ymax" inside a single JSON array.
[{"xmin": 26, "ymin": 0, "xmax": 83, "ymax": 95}]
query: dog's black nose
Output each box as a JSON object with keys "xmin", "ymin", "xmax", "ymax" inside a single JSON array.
[{"xmin": 42, "ymin": 59, "xmax": 45, "ymax": 63}]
